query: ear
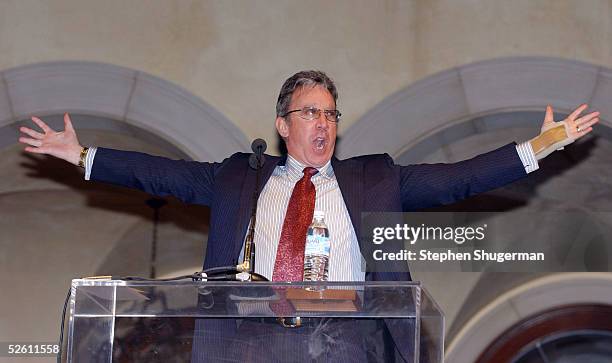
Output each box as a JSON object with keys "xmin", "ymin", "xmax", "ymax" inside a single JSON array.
[{"xmin": 276, "ymin": 116, "xmax": 289, "ymax": 138}]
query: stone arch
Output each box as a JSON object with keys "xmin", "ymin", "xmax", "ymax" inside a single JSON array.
[
  {"xmin": 0, "ymin": 60, "xmax": 251, "ymax": 277},
  {"xmin": 445, "ymin": 273, "xmax": 612, "ymax": 363},
  {"xmin": 0, "ymin": 61, "xmax": 249, "ymax": 160},
  {"xmin": 0, "ymin": 62, "xmax": 250, "ymax": 341},
  {"xmin": 338, "ymin": 57, "xmax": 612, "ymax": 159}
]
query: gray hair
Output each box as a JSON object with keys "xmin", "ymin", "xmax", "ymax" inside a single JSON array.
[{"xmin": 276, "ymin": 70, "xmax": 338, "ymax": 118}]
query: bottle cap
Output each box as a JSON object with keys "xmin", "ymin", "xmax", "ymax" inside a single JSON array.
[{"xmin": 313, "ymin": 210, "xmax": 325, "ymax": 220}]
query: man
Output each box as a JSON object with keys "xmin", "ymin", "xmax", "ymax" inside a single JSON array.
[{"xmin": 19, "ymin": 71, "xmax": 599, "ymax": 361}]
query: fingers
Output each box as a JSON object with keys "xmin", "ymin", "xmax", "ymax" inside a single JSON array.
[
  {"xmin": 19, "ymin": 126, "xmax": 45, "ymax": 139},
  {"xmin": 571, "ymin": 107, "xmax": 600, "ymax": 138},
  {"xmin": 567, "ymin": 104, "xmax": 589, "ymax": 121},
  {"xmin": 31, "ymin": 116, "xmax": 52, "ymax": 133},
  {"xmin": 24, "ymin": 146, "xmax": 47, "ymax": 154},
  {"xmin": 575, "ymin": 111, "xmax": 600, "ymax": 126},
  {"xmin": 571, "ymin": 112, "xmax": 599, "ymax": 139},
  {"xmin": 576, "ymin": 117, "xmax": 599, "ymax": 132},
  {"xmin": 19, "ymin": 136, "xmax": 42, "ymax": 147}
]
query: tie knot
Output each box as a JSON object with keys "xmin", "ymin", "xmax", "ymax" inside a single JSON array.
[{"xmin": 302, "ymin": 167, "xmax": 318, "ymax": 178}]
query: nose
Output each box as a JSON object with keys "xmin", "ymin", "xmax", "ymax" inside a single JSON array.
[{"xmin": 314, "ymin": 111, "xmax": 328, "ymax": 130}]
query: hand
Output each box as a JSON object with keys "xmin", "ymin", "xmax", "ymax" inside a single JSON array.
[
  {"xmin": 530, "ymin": 104, "xmax": 600, "ymax": 160},
  {"xmin": 541, "ymin": 103, "xmax": 599, "ymax": 141},
  {"xmin": 19, "ymin": 113, "xmax": 83, "ymax": 166}
]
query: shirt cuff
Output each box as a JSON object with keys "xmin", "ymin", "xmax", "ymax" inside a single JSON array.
[
  {"xmin": 515, "ymin": 141, "xmax": 539, "ymax": 174},
  {"xmin": 84, "ymin": 146, "xmax": 98, "ymax": 181}
]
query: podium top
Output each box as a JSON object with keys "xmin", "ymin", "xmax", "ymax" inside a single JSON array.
[{"xmin": 70, "ymin": 279, "xmax": 443, "ymax": 319}]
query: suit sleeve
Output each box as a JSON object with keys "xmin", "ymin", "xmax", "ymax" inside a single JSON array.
[
  {"xmin": 399, "ymin": 143, "xmax": 528, "ymax": 210},
  {"xmin": 90, "ymin": 147, "xmax": 223, "ymax": 206}
]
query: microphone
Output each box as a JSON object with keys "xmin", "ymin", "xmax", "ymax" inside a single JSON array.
[
  {"xmin": 249, "ymin": 138, "xmax": 267, "ymax": 170},
  {"xmin": 251, "ymin": 138, "xmax": 267, "ymax": 154}
]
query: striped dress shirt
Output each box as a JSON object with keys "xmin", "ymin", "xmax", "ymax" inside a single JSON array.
[{"xmin": 241, "ymin": 155, "xmax": 366, "ymax": 281}]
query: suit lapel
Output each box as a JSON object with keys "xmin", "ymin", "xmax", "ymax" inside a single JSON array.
[
  {"xmin": 232, "ymin": 155, "xmax": 284, "ymax": 260},
  {"xmin": 332, "ymin": 157, "xmax": 364, "ymax": 249}
]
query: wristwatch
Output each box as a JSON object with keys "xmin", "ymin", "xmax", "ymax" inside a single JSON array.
[{"xmin": 78, "ymin": 146, "xmax": 89, "ymax": 168}]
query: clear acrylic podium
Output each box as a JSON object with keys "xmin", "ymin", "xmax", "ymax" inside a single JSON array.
[{"xmin": 67, "ymin": 279, "xmax": 444, "ymax": 362}]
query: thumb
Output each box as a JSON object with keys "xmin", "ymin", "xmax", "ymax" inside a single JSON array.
[
  {"xmin": 544, "ymin": 105, "xmax": 554, "ymax": 125},
  {"xmin": 64, "ymin": 113, "xmax": 75, "ymax": 133}
]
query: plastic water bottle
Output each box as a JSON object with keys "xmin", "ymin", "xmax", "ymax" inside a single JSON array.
[{"xmin": 303, "ymin": 211, "xmax": 331, "ymax": 282}]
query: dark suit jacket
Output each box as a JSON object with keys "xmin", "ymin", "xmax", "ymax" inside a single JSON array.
[{"xmin": 90, "ymin": 142, "xmax": 527, "ymax": 361}]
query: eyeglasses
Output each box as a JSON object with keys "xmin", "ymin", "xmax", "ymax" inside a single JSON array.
[{"xmin": 282, "ymin": 106, "xmax": 342, "ymax": 123}]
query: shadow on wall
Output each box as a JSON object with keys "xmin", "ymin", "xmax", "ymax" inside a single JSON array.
[
  {"xmin": 20, "ymin": 152, "xmax": 209, "ymax": 233},
  {"xmin": 19, "ymin": 151, "xmax": 210, "ymax": 277},
  {"xmin": 427, "ymin": 135, "xmax": 600, "ymax": 213}
]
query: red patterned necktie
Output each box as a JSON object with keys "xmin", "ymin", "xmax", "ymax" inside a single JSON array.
[{"xmin": 272, "ymin": 167, "xmax": 318, "ymax": 282}]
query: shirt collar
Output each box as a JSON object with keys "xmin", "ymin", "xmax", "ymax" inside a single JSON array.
[{"xmin": 285, "ymin": 154, "xmax": 334, "ymax": 181}]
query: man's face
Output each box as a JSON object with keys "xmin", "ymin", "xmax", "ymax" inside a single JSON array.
[{"xmin": 275, "ymin": 85, "xmax": 337, "ymax": 168}]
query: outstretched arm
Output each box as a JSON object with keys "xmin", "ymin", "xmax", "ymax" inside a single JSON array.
[
  {"xmin": 400, "ymin": 104, "xmax": 601, "ymax": 210},
  {"xmin": 19, "ymin": 113, "xmax": 84, "ymax": 166},
  {"xmin": 19, "ymin": 113, "xmax": 223, "ymax": 205}
]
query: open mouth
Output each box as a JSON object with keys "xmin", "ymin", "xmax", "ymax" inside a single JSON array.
[{"xmin": 313, "ymin": 136, "xmax": 327, "ymax": 151}]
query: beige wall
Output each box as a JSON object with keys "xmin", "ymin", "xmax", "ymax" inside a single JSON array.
[
  {"xmin": 2, "ymin": 0, "xmax": 609, "ymax": 145},
  {"xmin": 413, "ymin": 1, "xmax": 611, "ymax": 78}
]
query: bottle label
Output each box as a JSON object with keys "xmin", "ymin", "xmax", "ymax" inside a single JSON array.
[{"xmin": 305, "ymin": 235, "xmax": 330, "ymax": 256}]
